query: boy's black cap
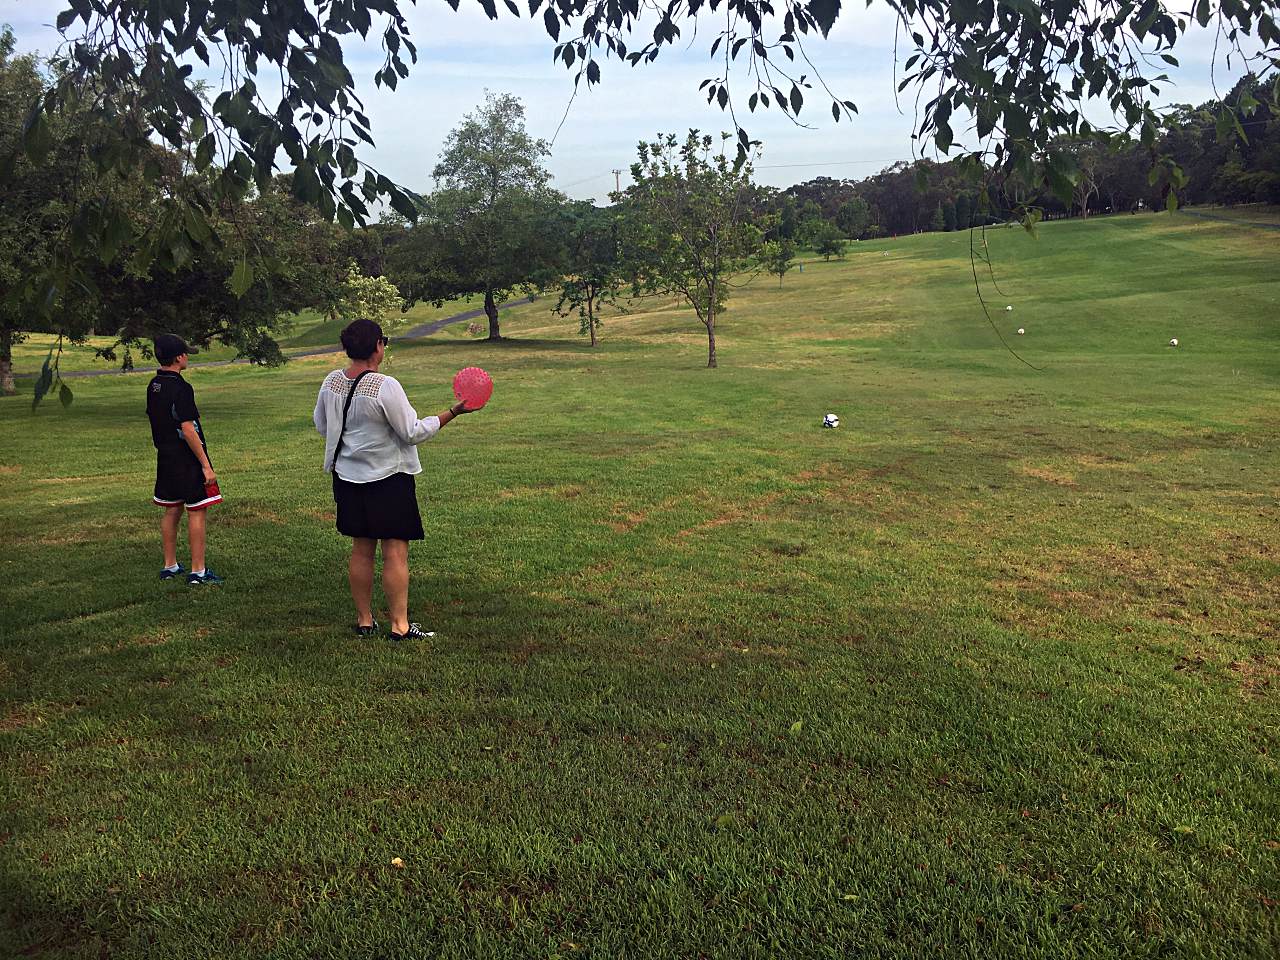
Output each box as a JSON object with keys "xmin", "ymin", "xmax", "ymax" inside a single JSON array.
[{"xmin": 154, "ymin": 334, "xmax": 197, "ymax": 362}]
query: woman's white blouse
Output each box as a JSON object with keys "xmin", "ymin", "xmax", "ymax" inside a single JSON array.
[{"xmin": 314, "ymin": 370, "xmax": 441, "ymax": 482}]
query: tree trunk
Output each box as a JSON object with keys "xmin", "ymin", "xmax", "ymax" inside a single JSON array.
[
  {"xmin": 705, "ymin": 302, "xmax": 717, "ymax": 369},
  {"xmin": 484, "ymin": 288, "xmax": 500, "ymax": 340},
  {"xmin": 1, "ymin": 327, "xmax": 14, "ymax": 396},
  {"xmin": 587, "ymin": 293, "xmax": 597, "ymax": 347}
]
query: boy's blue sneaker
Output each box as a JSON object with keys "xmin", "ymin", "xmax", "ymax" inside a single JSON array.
[
  {"xmin": 159, "ymin": 564, "xmax": 185, "ymax": 580},
  {"xmin": 187, "ymin": 570, "xmax": 224, "ymax": 586}
]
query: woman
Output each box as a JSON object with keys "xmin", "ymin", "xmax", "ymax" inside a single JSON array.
[{"xmin": 314, "ymin": 318, "xmax": 475, "ymax": 640}]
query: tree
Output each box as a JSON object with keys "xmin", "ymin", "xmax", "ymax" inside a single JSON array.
[
  {"xmin": 835, "ymin": 197, "xmax": 870, "ymax": 239},
  {"xmin": 555, "ymin": 202, "xmax": 624, "ymax": 347},
  {"xmin": 621, "ymin": 131, "xmax": 761, "ymax": 368},
  {"xmin": 331, "ymin": 262, "xmax": 403, "ymax": 326},
  {"xmin": 811, "ymin": 222, "xmax": 847, "ymax": 261},
  {"xmin": 1064, "ymin": 141, "xmax": 1103, "ymax": 217},
  {"xmin": 942, "ymin": 202, "xmax": 957, "ymax": 232},
  {"xmin": 389, "ymin": 93, "xmax": 563, "ymax": 340},
  {"xmin": 0, "ymin": 26, "xmax": 67, "ymax": 396},
  {"xmin": 777, "ymin": 195, "xmax": 798, "ymax": 241},
  {"xmin": 930, "ymin": 204, "xmax": 946, "ymax": 232},
  {"xmin": 758, "ymin": 239, "xmax": 797, "ymax": 287},
  {"xmin": 954, "ymin": 194, "xmax": 973, "ymax": 230}
]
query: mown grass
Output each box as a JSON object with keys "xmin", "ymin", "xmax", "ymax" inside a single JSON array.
[{"xmin": 1, "ymin": 211, "xmax": 1277, "ymax": 958}]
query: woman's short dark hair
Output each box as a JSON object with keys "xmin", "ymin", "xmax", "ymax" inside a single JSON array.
[{"xmin": 340, "ymin": 318, "xmax": 384, "ymax": 360}]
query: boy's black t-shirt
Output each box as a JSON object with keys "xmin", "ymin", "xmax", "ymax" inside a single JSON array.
[{"xmin": 146, "ymin": 370, "xmax": 207, "ymax": 452}]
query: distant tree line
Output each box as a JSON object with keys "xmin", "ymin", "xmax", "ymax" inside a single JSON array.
[{"xmin": 764, "ymin": 75, "xmax": 1278, "ymax": 241}]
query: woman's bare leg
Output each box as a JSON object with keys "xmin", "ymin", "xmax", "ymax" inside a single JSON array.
[
  {"xmin": 349, "ymin": 537, "xmax": 377, "ymax": 627},
  {"xmin": 381, "ymin": 538, "xmax": 410, "ymax": 634}
]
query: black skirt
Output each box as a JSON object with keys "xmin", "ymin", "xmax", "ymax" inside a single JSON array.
[{"xmin": 332, "ymin": 471, "xmax": 425, "ymax": 541}]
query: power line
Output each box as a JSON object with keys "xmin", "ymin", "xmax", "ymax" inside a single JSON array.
[
  {"xmin": 557, "ymin": 171, "xmax": 615, "ymax": 190},
  {"xmin": 754, "ymin": 157, "xmax": 910, "ymax": 170}
]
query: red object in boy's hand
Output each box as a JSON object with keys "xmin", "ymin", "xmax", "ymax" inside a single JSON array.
[{"xmin": 452, "ymin": 367, "xmax": 493, "ymax": 411}]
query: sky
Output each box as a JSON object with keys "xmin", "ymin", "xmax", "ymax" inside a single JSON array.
[{"xmin": 3, "ymin": 0, "xmax": 1253, "ymax": 202}]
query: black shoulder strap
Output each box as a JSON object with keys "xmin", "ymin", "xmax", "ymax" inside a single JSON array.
[{"xmin": 331, "ymin": 370, "xmax": 373, "ymax": 472}]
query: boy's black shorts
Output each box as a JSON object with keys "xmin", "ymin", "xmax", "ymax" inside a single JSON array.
[{"xmin": 153, "ymin": 447, "xmax": 221, "ymax": 510}]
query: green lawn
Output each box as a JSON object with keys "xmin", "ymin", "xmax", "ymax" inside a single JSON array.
[{"xmin": 1, "ymin": 211, "xmax": 1278, "ymax": 958}]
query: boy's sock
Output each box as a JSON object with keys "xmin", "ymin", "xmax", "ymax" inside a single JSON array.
[
  {"xmin": 164, "ymin": 563, "xmax": 181, "ymax": 573},
  {"xmin": 190, "ymin": 568, "xmax": 206, "ymax": 577}
]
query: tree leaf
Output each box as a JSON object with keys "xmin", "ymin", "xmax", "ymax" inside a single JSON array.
[
  {"xmin": 807, "ymin": 0, "xmax": 841, "ymax": 37},
  {"xmin": 32, "ymin": 349, "xmax": 53, "ymax": 411},
  {"xmin": 22, "ymin": 108, "xmax": 51, "ymax": 164},
  {"xmin": 230, "ymin": 258, "xmax": 255, "ymax": 297},
  {"xmin": 59, "ymin": 382, "xmax": 74, "ymax": 408},
  {"xmin": 543, "ymin": 8, "xmax": 560, "ymax": 40}
]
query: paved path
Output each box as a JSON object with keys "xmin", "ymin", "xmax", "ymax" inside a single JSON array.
[
  {"xmin": 19, "ymin": 295, "xmax": 534, "ymax": 379},
  {"xmin": 1176, "ymin": 208, "xmax": 1280, "ymax": 231}
]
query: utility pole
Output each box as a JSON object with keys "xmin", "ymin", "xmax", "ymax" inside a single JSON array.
[{"xmin": 612, "ymin": 169, "xmax": 622, "ymax": 194}]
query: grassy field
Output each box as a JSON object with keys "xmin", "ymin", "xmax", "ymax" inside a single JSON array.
[{"xmin": 1, "ymin": 211, "xmax": 1277, "ymax": 958}]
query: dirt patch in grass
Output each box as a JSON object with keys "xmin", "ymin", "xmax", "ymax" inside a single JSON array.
[
  {"xmin": 34, "ymin": 474, "xmax": 137, "ymax": 485},
  {"xmin": 1075, "ymin": 453, "xmax": 1131, "ymax": 469},
  {"xmin": 1, "ymin": 701, "xmax": 78, "ymax": 732},
  {"xmin": 1016, "ymin": 463, "xmax": 1078, "ymax": 486},
  {"xmin": 0, "ymin": 707, "xmax": 40, "ymax": 732},
  {"xmin": 12, "ymin": 516, "xmax": 145, "ymax": 547},
  {"xmin": 0, "ymin": 464, "xmax": 21, "ymax": 475},
  {"xmin": 216, "ymin": 502, "xmax": 287, "ymax": 526},
  {"xmin": 677, "ymin": 459, "xmax": 925, "ymax": 537},
  {"xmin": 125, "ymin": 629, "xmax": 172, "ymax": 648},
  {"xmin": 676, "ymin": 491, "xmax": 788, "ymax": 538},
  {"xmin": 988, "ymin": 538, "xmax": 1278, "ymax": 639},
  {"xmin": 1228, "ymin": 655, "xmax": 1278, "ymax": 698}
]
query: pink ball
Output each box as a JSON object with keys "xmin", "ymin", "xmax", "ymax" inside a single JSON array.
[{"xmin": 452, "ymin": 367, "xmax": 493, "ymax": 411}]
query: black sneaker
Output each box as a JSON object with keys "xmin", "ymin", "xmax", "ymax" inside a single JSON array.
[
  {"xmin": 354, "ymin": 619, "xmax": 379, "ymax": 637},
  {"xmin": 159, "ymin": 564, "xmax": 185, "ymax": 581},
  {"xmin": 187, "ymin": 570, "xmax": 224, "ymax": 586},
  {"xmin": 389, "ymin": 623, "xmax": 434, "ymax": 641}
]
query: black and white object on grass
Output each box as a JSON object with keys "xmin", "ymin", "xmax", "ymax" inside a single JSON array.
[{"xmin": 822, "ymin": 413, "xmax": 840, "ymax": 429}]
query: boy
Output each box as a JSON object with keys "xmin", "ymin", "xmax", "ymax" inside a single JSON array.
[{"xmin": 146, "ymin": 334, "xmax": 224, "ymax": 585}]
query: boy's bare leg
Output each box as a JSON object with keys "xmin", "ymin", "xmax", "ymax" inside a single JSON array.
[
  {"xmin": 187, "ymin": 507, "xmax": 207, "ymax": 572},
  {"xmin": 161, "ymin": 504, "xmax": 184, "ymax": 568},
  {"xmin": 381, "ymin": 539, "xmax": 410, "ymax": 635},
  {"xmin": 349, "ymin": 538, "xmax": 377, "ymax": 627}
]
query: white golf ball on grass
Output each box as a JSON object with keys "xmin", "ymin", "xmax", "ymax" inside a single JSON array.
[
  {"xmin": 1017, "ymin": 328, "xmax": 1025, "ymax": 335},
  {"xmin": 822, "ymin": 413, "xmax": 840, "ymax": 429},
  {"xmin": 1170, "ymin": 338, "xmax": 1179, "ymax": 347},
  {"xmin": 1005, "ymin": 305, "xmax": 1013, "ymax": 312}
]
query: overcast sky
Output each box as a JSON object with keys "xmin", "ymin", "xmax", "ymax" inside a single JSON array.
[{"xmin": 4, "ymin": 1, "xmax": 1251, "ymax": 202}]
